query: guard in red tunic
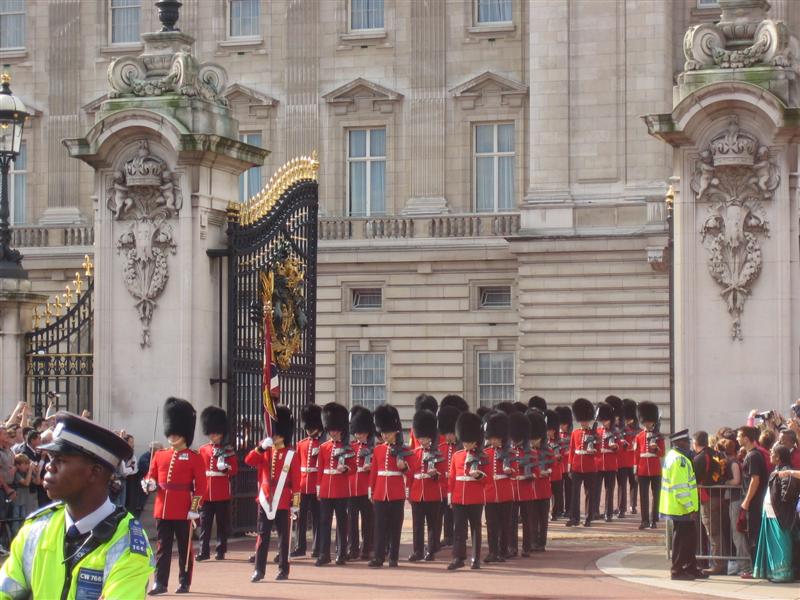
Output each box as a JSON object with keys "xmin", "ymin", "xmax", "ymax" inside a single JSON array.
[
  {"xmin": 635, "ymin": 401, "xmax": 665, "ymax": 529},
  {"xmin": 544, "ymin": 409, "xmax": 562, "ymax": 526},
  {"xmin": 316, "ymin": 402, "xmax": 355, "ymax": 566},
  {"xmin": 409, "ymin": 394, "xmax": 440, "ymax": 448},
  {"xmin": 566, "ymin": 398, "xmax": 598, "ymax": 527},
  {"xmin": 292, "ymin": 403, "xmax": 323, "ymax": 557},
  {"xmin": 508, "ymin": 411, "xmax": 534, "ymax": 556},
  {"xmin": 529, "ymin": 410, "xmax": 552, "ymax": 551},
  {"xmin": 196, "ymin": 406, "xmax": 238, "ymax": 562},
  {"xmin": 437, "ymin": 397, "xmax": 468, "ymax": 548},
  {"xmin": 593, "ymin": 402, "xmax": 619, "ymax": 522},
  {"xmin": 347, "ymin": 406, "xmax": 374, "ymax": 561},
  {"xmin": 368, "ymin": 404, "xmax": 413, "ymax": 568},
  {"xmin": 617, "ymin": 398, "xmax": 639, "ymax": 517},
  {"xmin": 447, "ymin": 411, "xmax": 486, "ymax": 571},
  {"xmin": 554, "ymin": 405, "xmax": 573, "ymax": 519},
  {"xmin": 483, "ymin": 411, "xmax": 514, "ymax": 563},
  {"xmin": 143, "ymin": 397, "xmax": 207, "ymax": 596},
  {"xmin": 245, "ymin": 406, "xmax": 301, "ymax": 582},
  {"xmin": 408, "ymin": 408, "xmax": 446, "ymax": 562}
]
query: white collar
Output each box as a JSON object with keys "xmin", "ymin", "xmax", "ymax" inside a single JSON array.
[{"xmin": 65, "ymin": 498, "xmax": 116, "ymax": 535}]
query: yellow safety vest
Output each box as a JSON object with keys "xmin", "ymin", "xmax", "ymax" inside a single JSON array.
[
  {"xmin": 0, "ymin": 502, "xmax": 154, "ymax": 600},
  {"xmin": 659, "ymin": 448, "xmax": 699, "ymax": 517}
]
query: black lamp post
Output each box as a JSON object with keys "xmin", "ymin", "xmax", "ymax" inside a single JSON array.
[
  {"xmin": 0, "ymin": 72, "xmax": 29, "ymax": 279},
  {"xmin": 665, "ymin": 184, "xmax": 674, "ymax": 432}
]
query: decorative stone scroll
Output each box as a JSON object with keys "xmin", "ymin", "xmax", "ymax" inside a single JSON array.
[
  {"xmin": 691, "ymin": 116, "xmax": 778, "ymax": 340},
  {"xmin": 107, "ymin": 140, "xmax": 182, "ymax": 347}
]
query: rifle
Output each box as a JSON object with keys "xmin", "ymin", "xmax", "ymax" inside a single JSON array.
[
  {"xmin": 388, "ymin": 430, "xmax": 414, "ymax": 461},
  {"xmin": 646, "ymin": 420, "xmax": 663, "ymax": 452},
  {"xmin": 422, "ymin": 442, "xmax": 444, "ymax": 477},
  {"xmin": 583, "ymin": 420, "xmax": 599, "ymax": 453},
  {"xmin": 511, "ymin": 440, "xmax": 535, "ymax": 479},
  {"xmin": 212, "ymin": 444, "xmax": 236, "ymax": 471},
  {"xmin": 535, "ymin": 442, "xmax": 556, "ymax": 475},
  {"xmin": 465, "ymin": 439, "xmax": 489, "ymax": 479},
  {"xmin": 333, "ymin": 430, "xmax": 355, "ymax": 469}
]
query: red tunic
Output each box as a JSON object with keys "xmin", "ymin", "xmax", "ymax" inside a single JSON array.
[
  {"xmin": 198, "ymin": 443, "xmax": 239, "ymax": 502},
  {"xmin": 559, "ymin": 431, "xmax": 570, "ymax": 472},
  {"xmin": 296, "ymin": 436, "xmax": 321, "ymax": 495},
  {"xmin": 595, "ymin": 427, "xmax": 619, "ymax": 472},
  {"xmin": 369, "ymin": 443, "xmax": 413, "ymax": 502},
  {"xmin": 349, "ymin": 439, "xmax": 372, "ymax": 497},
  {"xmin": 317, "ymin": 439, "xmax": 356, "ymax": 499},
  {"xmin": 531, "ymin": 449, "xmax": 552, "ymax": 500},
  {"xmin": 448, "ymin": 449, "xmax": 486, "ymax": 505},
  {"xmin": 546, "ymin": 439, "xmax": 562, "ymax": 482},
  {"xmin": 634, "ymin": 429, "xmax": 664, "ymax": 476},
  {"xmin": 408, "ymin": 445, "xmax": 447, "ymax": 502},
  {"xmin": 484, "ymin": 446, "xmax": 514, "ymax": 503},
  {"xmin": 147, "ymin": 447, "xmax": 207, "ymax": 520},
  {"xmin": 245, "ymin": 445, "xmax": 301, "ymax": 511},
  {"xmin": 569, "ymin": 428, "xmax": 598, "ymax": 473},
  {"xmin": 618, "ymin": 427, "xmax": 637, "ymax": 469},
  {"xmin": 510, "ymin": 445, "xmax": 534, "ymax": 502},
  {"xmin": 440, "ymin": 441, "xmax": 457, "ymax": 496}
]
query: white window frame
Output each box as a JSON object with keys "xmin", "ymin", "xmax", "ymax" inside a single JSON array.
[
  {"xmin": 474, "ymin": 0, "xmax": 512, "ymax": 25},
  {"xmin": 479, "ymin": 285, "xmax": 512, "ymax": 309},
  {"xmin": 349, "ymin": 0, "xmax": 385, "ymax": 33},
  {"xmin": 0, "ymin": 0, "xmax": 26, "ymax": 50},
  {"xmin": 477, "ymin": 350, "xmax": 516, "ymax": 408},
  {"xmin": 109, "ymin": 0, "xmax": 141, "ymax": 46},
  {"xmin": 238, "ymin": 132, "xmax": 263, "ymax": 202},
  {"xmin": 9, "ymin": 141, "xmax": 27, "ymax": 225},
  {"xmin": 349, "ymin": 351, "xmax": 387, "ymax": 411},
  {"xmin": 347, "ymin": 127, "xmax": 386, "ymax": 217},
  {"xmin": 474, "ymin": 122, "xmax": 515, "ymax": 213},
  {"xmin": 352, "ymin": 288, "xmax": 383, "ymax": 310},
  {"xmin": 227, "ymin": 0, "xmax": 261, "ymax": 40}
]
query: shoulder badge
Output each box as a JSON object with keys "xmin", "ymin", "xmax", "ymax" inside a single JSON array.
[
  {"xmin": 128, "ymin": 519, "xmax": 149, "ymax": 556},
  {"xmin": 26, "ymin": 501, "xmax": 63, "ymax": 522}
]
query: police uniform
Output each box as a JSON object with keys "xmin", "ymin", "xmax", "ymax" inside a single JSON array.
[
  {"xmin": 0, "ymin": 412, "xmax": 154, "ymax": 600},
  {"xmin": 347, "ymin": 406, "xmax": 374, "ymax": 560},
  {"xmin": 292, "ymin": 404, "xmax": 323, "ymax": 557}
]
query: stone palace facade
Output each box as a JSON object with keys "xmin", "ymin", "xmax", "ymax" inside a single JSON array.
[{"xmin": 6, "ymin": 0, "xmax": 797, "ymax": 429}]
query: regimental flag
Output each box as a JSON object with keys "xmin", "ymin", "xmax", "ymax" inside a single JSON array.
[{"xmin": 262, "ymin": 301, "xmax": 280, "ymax": 437}]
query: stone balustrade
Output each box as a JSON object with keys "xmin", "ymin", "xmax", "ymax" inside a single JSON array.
[
  {"xmin": 319, "ymin": 212, "xmax": 520, "ymax": 241},
  {"xmin": 11, "ymin": 225, "xmax": 95, "ymax": 247}
]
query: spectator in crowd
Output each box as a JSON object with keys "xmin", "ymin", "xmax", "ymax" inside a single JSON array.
[
  {"xmin": 133, "ymin": 442, "xmax": 163, "ymax": 519},
  {"xmin": 753, "ymin": 445, "xmax": 797, "ymax": 583},
  {"xmin": 738, "ymin": 425, "xmax": 769, "ymax": 579},
  {"xmin": 693, "ymin": 430, "xmax": 728, "ymax": 575},
  {"xmin": 760, "ymin": 429, "xmax": 777, "ymax": 453},
  {"xmin": 30, "ymin": 417, "xmax": 45, "ymax": 433},
  {"xmin": 16, "ymin": 430, "xmax": 45, "ymax": 510},
  {"xmin": 6, "ymin": 426, "xmax": 23, "ymax": 452},
  {"xmin": 777, "ymin": 430, "xmax": 800, "ymax": 469},
  {"xmin": 9, "ymin": 454, "xmax": 39, "ymax": 538},
  {"xmin": 718, "ymin": 438, "xmax": 750, "ymax": 576},
  {"xmin": 118, "ymin": 433, "xmax": 137, "ymax": 510},
  {"xmin": 0, "ymin": 427, "xmax": 17, "ymax": 555}
]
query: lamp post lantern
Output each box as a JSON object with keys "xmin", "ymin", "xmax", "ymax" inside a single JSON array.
[{"xmin": 0, "ymin": 72, "xmax": 29, "ymax": 279}]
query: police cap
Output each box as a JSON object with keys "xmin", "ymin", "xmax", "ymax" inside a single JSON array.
[{"xmin": 40, "ymin": 412, "xmax": 133, "ymax": 471}]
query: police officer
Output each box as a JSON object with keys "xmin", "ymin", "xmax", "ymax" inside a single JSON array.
[{"xmin": 0, "ymin": 411, "xmax": 154, "ymax": 600}]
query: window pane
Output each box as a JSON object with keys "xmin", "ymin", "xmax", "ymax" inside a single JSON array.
[
  {"xmin": 369, "ymin": 129, "xmax": 385, "ymax": 157},
  {"xmin": 230, "ymin": 0, "xmax": 260, "ymax": 37},
  {"xmin": 352, "ymin": 0, "xmax": 384, "ymax": 30},
  {"xmin": 351, "ymin": 352, "xmax": 385, "ymax": 411},
  {"xmin": 498, "ymin": 156, "xmax": 514, "ymax": 210},
  {"xmin": 111, "ymin": 0, "xmax": 140, "ymax": 44},
  {"xmin": 247, "ymin": 166, "xmax": 262, "ymax": 198},
  {"xmin": 349, "ymin": 162, "xmax": 367, "ymax": 216},
  {"xmin": 11, "ymin": 142, "xmax": 26, "ymax": 225},
  {"xmin": 497, "ymin": 123, "xmax": 514, "ymax": 153},
  {"xmin": 238, "ymin": 133, "xmax": 262, "ymax": 202},
  {"xmin": 0, "ymin": 4, "xmax": 25, "ymax": 49},
  {"xmin": 477, "ymin": 0, "xmax": 512, "ymax": 23},
  {"xmin": 349, "ymin": 130, "xmax": 367, "ymax": 158},
  {"xmin": 476, "ymin": 157, "xmax": 494, "ymax": 212},
  {"xmin": 478, "ymin": 351, "xmax": 514, "ymax": 407},
  {"xmin": 480, "ymin": 286, "xmax": 511, "ymax": 308},
  {"xmin": 11, "ymin": 141, "xmax": 25, "ymax": 170},
  {"xmin": 476, "ymin": 125, "xmax": 494, "ymax": 154},
  {"xmin": 353, "ymin": 289, "xmax": 382, "ymax": 309},
  {"xmin": 369, "ymin": 160, "xmax": 385, "ymax": 215}
]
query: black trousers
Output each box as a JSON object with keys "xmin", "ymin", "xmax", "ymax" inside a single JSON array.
[
  {"xmin": 595, "ymin": 471, "xmax": 616, "ymax": 518},
  {"xmin": 531, "ymin": 498, "xmax": 549, "ymax": 549},
  {"xmin": 745, "ymin": 501, "xmax": 763, "ymax": 561},
  {"xmin": 198, "ymin": 499, "xmax": 230, "ymax": 556},
  {"xmin": 616, "ymin": 467, "xmax": 635, "ymax": 514},
  {"xmin": 155, "ymin": 519, "xmax": 192, "ymax": 588},
  {"xmin": 551, "ymin": 479, "xmax": 565, "ymax": 517},
  {"xmin": 569, "ymin": 471, "xmax": 596, "ymax": 523},
  {"xmin": 671, "ymin": 519, "xmax": 698, "ymax": 576},
  {"xmin": 411, "ymin": 500, "xmax": 441, "ymax": 556},
  {"xmin": 319, "ymin": 497, "xmax": 349, "ymax": 560},
  {"xmin": 440, "ymin": 501, "xmax": 453, "ymax": 545},
  {"xmin": 347, "ymin": 495, "xmax": 373, "ymax": 556},
  {"xmin": 638, "ymin": 475, "xmax": 661, "ymax": 525},
  {"xmin": 452, "ymin": 503, "xmax": 482, "ymax": 562},
  {"xmin": 509, "ymin": 500, "xmax": 532, "ymax": 553},
  {"xmin": 254, "ymin": 506, "xmax": 290, "ymax": 574},
  {"xmin": 563, "ymin": 472, "xmax": 572, "ymax": 514},
  {"xmin": 293, "ymin": 493, "xmax": 320, "ymax": 555},
  {"xmin": 373, "ymin": 499, "xmax": 404, "ymax": 563},
  {"xmin": 484, "ymin": 501, "xmax": 511, "ymax": 557}
]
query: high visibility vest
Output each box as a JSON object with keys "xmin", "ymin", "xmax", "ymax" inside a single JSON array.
[
  {"xmin": 0, "ymin": 502, "xmax": 154, "ymax": 600},
  {"xmin": 659, "ymin": 448, "xmax": 699, "ymax": 517}
]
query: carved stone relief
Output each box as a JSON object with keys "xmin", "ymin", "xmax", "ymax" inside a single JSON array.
[
  {"xmin": 107, "ymin": 140, "xmax": 182, "ymax": 347},
  {"xmin": 692, "ymin": 116, "xmax": 778, "ymax": 340}
]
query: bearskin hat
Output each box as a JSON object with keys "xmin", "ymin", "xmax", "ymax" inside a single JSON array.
[
  {"xmin": 623, "ymin": 398, "xmax": 638, "ymax": 421},
  {"xmin": 301, "ymin": 403, "xmax": 323, "ymax": 432},
  {"xmin": 638, "ymin": 401, "xmax": 659, "ymax": 424},
  {"xmin": 440, "ymin": 394, "xmax": 469, "ymax": 413},
  {"xmin": 484, "ymin": 411, "xmax": 509, "ymax": 441},
  {"xmin": 322, "ymin": 402, "xmax": 348, "ymax": 433},
  {"xmin": 456, "ymin": 412, "xmax": 482, "ymax": 444},
  {"xmin": 528, "ymin": 396, "xmax": 547, "ymax": 412},
  {"xmin": 437, "ymin": 405, "xmax": 460, "ymax": 435},
  {"xmin": 596, "ymin": 402, "xmax": 615, "ymax": 423},
  {"xmin": 545, "ymin": 409, "xmax": 559, "ymax": 432},
  {"xmin": 476, "ymin": 406, "xmax": 492, "ymax": 421},
  {"xmin": 374, "ymin": 404, "xmax": 401, "ymax": 433},
  {"xmin": 508, "ymin": 411, "xmax": 531, "ymax": 443},
  {"xmin": 526, "ymin": 409, "xmax": 547, "ymax": 441},
  {"xmin": 572, "ymin": 398, "xmax": 595, "ymax": 423},
  {"xmin": 414, "ymin": 394, "xmax": 438, "ymax": 414},
  {"xmin": 201, "ymin": 406, "xmax": 227, "ymax": 436},
  {"xmin": 413, "ymin": 409, "xmax": 438, "ymax": 441},
  {"xmin": 164, "ymin": 397, "xmax": 196, "ymax": 447},
  {"xmin": 513, "ymin": 401, "xmax": 528, "ymax": 414},
  {"xmin": 273, "ymin": 406, "xmax": 294, "ymax": 444},
  {"xmin": 349, "ymin": 405, "xmax": 374, "ymax": 435},
  {"xmin": 494, "ymin": 401, "xmax": 516, "ymax": 415},
  {"xmin": 605, "ymin": 395, "xmax": 622, "ymax": 414},
  {"xmin": 555, "ymin": 405, "xmax": 573, "ymax": 430}
]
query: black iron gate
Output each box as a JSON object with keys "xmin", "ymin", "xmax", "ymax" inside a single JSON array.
[
  {"xmin": 225, "ymin": 155, "xmax": 319, "ymax": 532},
  {"xmin": 25, "ymin": 257, "xmax": 94, "ymax": 416}
]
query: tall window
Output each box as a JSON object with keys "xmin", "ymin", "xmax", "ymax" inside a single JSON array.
[
  {"xmin": 348, "ymin": 128, "xmax": 385, "ymax": 217},
  {"xmin": 350, "ymin": 352, "xmax": 386, "ymax": 411},
  {"xmin": 350, "ymin": 0, "xmax": 384, "ymax": 31},
  {"xmin": 476, "ymin": 0, "xmax": 512, "ymax": 24},
  {"xmin": 110, "ymin": 0, "xmax": 140, "ymax": 44},
  {"xmin": 0, "ymin": 0, "xmax": 25, "ymax": 49},
  {"xmin": 478, "ymin": 351, "xmax": 515, "ymax": 407},
  {"xmin": 10, "ymin": 142, "xmax": 26, "ymax": 225},
  {"xmin": 229, "ymin": 0, "xmax": 260, "ymax": 38},
  {"xmin": 697, "ymin": 0, "xmax": 719, "ymax": 7},
  {"xmin": 475, "ymin": 123, "xmax": 515, "ymax": 212},
  {"xmin": 238, "ymin": 132, "xmax": 262, "ymax": 201}
]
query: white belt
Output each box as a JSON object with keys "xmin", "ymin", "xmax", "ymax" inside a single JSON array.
[
  {"xmin": 574, "ymin": 450, "xmax": 594, "ymax": 455},
  {"xmin": 323, "ymin": 468, "xmax": 344, "ymax": 475},
  {"xmin": 377, "ymin": 470, "xmax": 403, "ymax": 477},
  {"xmin": 456, "ymin": 475, "xmax": 475, "ymax": 482},
  {"xmin": 601, "ymin": 449, "xmax": 616, "ymax": 454},
  {"xmin": 413, "ymin": 473, "xmax": 432, "ymax": 479},
  {"xmin": 301, "ymin": 467, "xmax": 318, "ymax": 473},
  {"xmin": 493, "ymin": 474, "xmax": 508, "ymax": 480},
  {"xmin": 205, "ymin": 471, "xmax": 227, "ymax": 477},
  {"xmin": 357, "ymin": 466, "xmax": 370, "ymax": 473},
  {"xmin": 641, "ymin": 453, "xmax": 657, "ymax": 458},
  {"xmin": 514, "ymin": 475, "xmax": 532, "ymax": 481}
]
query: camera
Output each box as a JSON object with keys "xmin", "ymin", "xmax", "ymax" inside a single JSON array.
[
  {"xmin": 754, "ymin": 410, "xmax": 773, "ymax": 421},
  {"xmin": 790, "ymin": 404, "xmax": 800, "ymax": 420}
]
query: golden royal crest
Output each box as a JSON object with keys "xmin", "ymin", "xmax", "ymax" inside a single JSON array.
[{"xmin": 260, "ymin": 254, "xmax": 308, "ymax": 370}]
